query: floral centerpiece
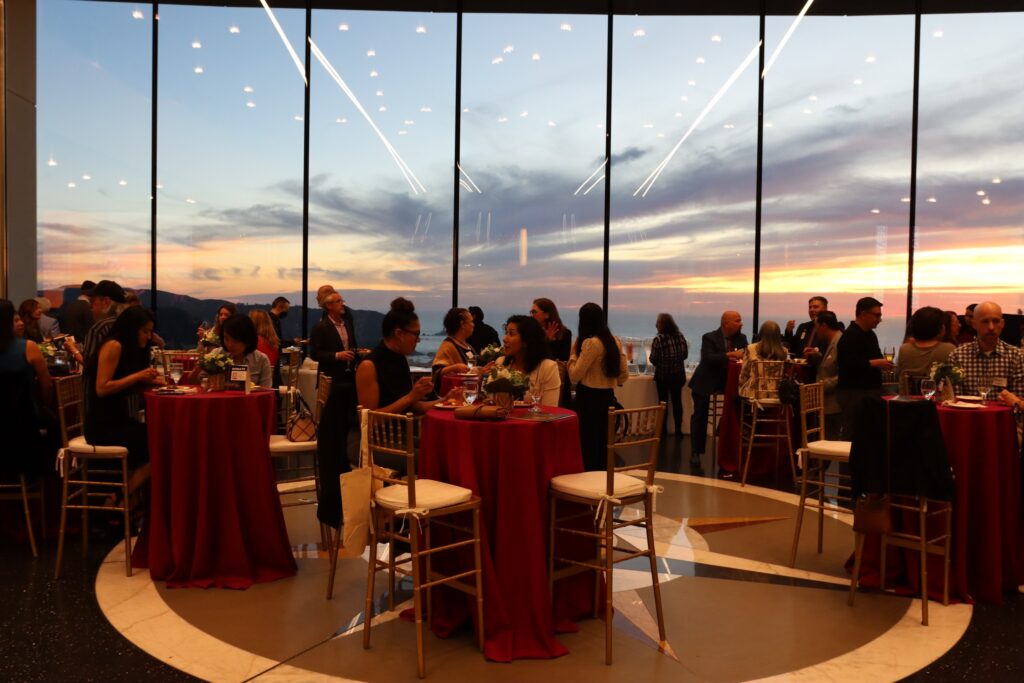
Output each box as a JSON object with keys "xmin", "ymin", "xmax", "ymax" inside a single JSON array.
[
  {"xmin": 483, "ymin": 366, "xmax": 529, "ymax": 410},
  {"xmin": 199, "ymin": 329, "xmax": 221, "ymax": 348},
  {"xmin": 198, "ymin": 347, "xmax": 232, "ymax": 390},
  {"xmin": 478, "ymin": 343, "xmax": 504, "ymax": 364},
  {"xmin": 39, "ymin": 341, "xmax": 57, "ymax": 360},
  {"xmin": 930, "ymin": 361, "xmax": 963, "ymax": 401}
]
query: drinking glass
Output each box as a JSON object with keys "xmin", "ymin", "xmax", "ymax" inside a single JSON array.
[
  {"xmin": 463, "ymin": 379, "xmax": 478, "ymax": 406},
  {"xmin": 920, "ymin": 378, "xmax": 936, "ymax": 401},
  {"xmin": 977, "ymin": 375, "xmax": 991, "ymax": 403},
  {"xmin": 529, "ymin": 383, "xmax": 543, "ymax": 414},
  {"xmin": 169, "ymin": 363, "xmax": 184, "ymax": 386},
  {"xmin": 883, "ymin": 347, "xmax": 895, "ymax": 363}
]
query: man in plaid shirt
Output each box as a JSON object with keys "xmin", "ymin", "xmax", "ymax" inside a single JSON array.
[{"xmin": 949, "ymin": 301, "xmax": 1024, "ymax": 398}]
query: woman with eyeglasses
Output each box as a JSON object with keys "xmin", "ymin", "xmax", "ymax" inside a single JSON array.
[{"xmin": 569, "ymin": 302, "xmax": 629, "ymax": 471}]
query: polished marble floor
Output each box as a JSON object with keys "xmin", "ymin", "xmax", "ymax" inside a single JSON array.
[{"xmin": 1, "ymin": 435, "xmax": 1022, "ymax": 682}]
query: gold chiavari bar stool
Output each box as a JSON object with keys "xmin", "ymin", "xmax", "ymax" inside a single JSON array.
[
  {"xmin": 738, "ymin": 360, "xmax": 795, "ymax": 486},
  {"xmin": 789, "ymin": 382, "xmax": 852, "ymax": 567},
  {"xmin": 53, "ymin": 375, "xmax": 134, "ymax": 578},
  {"xmin": 549, "ymin": 402, "xmax": 668, "ymax": 665},
  {"xmin": 356, "ymin": 410, "xmax": 484, "ymax": 679}
]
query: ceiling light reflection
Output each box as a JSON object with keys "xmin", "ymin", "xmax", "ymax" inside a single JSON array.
[
  {"xmin": 982, "ymin": 197, "xmax": 991, "ymax": 205},
  {"xmin": 633, "ymin": 29, "xmax": 646, "ymax": 38},
  {"xmin": 933, "ymin": 30, "xmax": 944, "ymax": 38},
  {"xmin": 711, "ymin": 35, "xmax": 722, "ymax": 42},
  {"xmin": 243, "ymin": 85, "xmax": 254, "ymax": 93},
  {"xmin": 503, "ymin": 45, "xmax": 514, "ymax": 54},
  {"xmin": 119, "ymin": 180, "xmax": 128, "ymax": 186},
  {"xmin": 336, "ymin": 117, "xmax": 347, "ymax": 123},
  {"xmin": 192, "ymin": 39, "xmax": 202, "ymax": 49},
  {"xmin": 131, "ymin": 8, "xmax": 144, "ymax": 20},
  {"xmin": 415, "ymin": 26, "xmax": 426, "ymax": 34},
  {"xmin": 228, "ymin": 25, "xmax": 240, "ymax": 34},
  {"xmin": 67, "ymin": 182, "xmax": 77, "ymax": 188},
  {"xmin": 338, "ymin": 23, "xmax": 349, "ymax": 31},
  {"xmin": 992, "ymin": 177, "xmax": 1002, "ymax": 184},
  {"xmin": 560, "ymin": 23, "xmax": 572, "ymax": 32},
  {"xmin": 194, "ymin": 66, "xmax": 204, "ymax": 74},
  {"xmin": 532, "ymin": 52, "xmax": 541, "ymax": 61},
  {"xmin": 82, "ymin": 174, "xmax": 91, "ymax": 180},
  {"xmin": 246, "ymin": 101, "xmax": 256, "ymax": 108},
  {"xmin": 367, "ymin": 49, "xmax": 376, "ymax": 57},
  {"xmin": 47, "ymin": 156, "xmax": 58, "ymax": 167}
]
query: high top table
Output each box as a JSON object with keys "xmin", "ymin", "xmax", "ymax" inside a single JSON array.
[{"xmin": 132, "ymin": 389, "xmax": 297, "ymax": 588}]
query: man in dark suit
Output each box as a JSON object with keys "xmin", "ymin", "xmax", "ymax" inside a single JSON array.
[
  {"xmin": 466, "ymin": 306, "xmax": 500, "ymax": 354},
  {"xmin": 784, "ymin": 295, "xmax": 830, "ymax": 357},
  {"xmin": 309, "ymin": 290, "xmax": 365, "ymax": 530},
  {"xmin": 688, "ymin": 311, "xmax": 748, "ymax": 470},
  {"xmin": 60, "ymin": 280, "xmax": 95, "ymax": 342}
]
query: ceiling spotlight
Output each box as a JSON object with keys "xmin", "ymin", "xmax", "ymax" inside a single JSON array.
[
  {"xmin": 547, "ymin": 120, "xmax": 557, "ymax": 127},
  {"xmin": 802, "ymin": 108, "xmax": 813, "ymax": 114},
  {"xmin": 82, "ymin": 174, "xmax": 91, "ymax": 180},
  {"xmin": 246, "ymin": 101, "xmax": 256, "ymax": 108},
  {"xmin": 992, "ymin": 177, "xmax": 1002, "ymax": 184},
  {"xmin": 982, "ymin": 197, "xmax": 991, "ymax": 205},
  {"xmin": 367, "ymin": 49, "xmax": 376, "ymax": 57},
  {"xmin": 376, "ymin": 90, "xmax": 384, "ymax": 96},
  {"xmin": 688, "ymin": 80, "xmax": 696, "ymax": 86},
  {"xmin": 243, "ymin": 85, "xmax": 254, "ymax": 93},
  {"xmin": 865, "ymin": 55, "xmax": 877, "ymax": 63},
  {"xmin": 976, "ymin": 190, "xmax": 986, "ymax": 196},
  {"xmin": 633, "ymin": 29, "xmax": 646, "ymax": 38},
  {"xmin": 369, "ymin": 70, "xmax": 379, "ymax": 77},
  {"xmin": 491, "ymin": 57, "xmax": 504, "ymax": 65},
  {"xmin": 853, "ymin": 79, "xmax": 864, "ymax": 85},
  {"xmin": 765, "ymin": 122, "xmax": 773, "ymax": 128},
  {"xmin": 119, "ymin": 180, "xmax": 128, "ymax": 186},
  {"xmin": 131, "ymin": 8, "xmax": 144, "ymax": 20},
  {"xmin": 293, "ymin": 115, "xmax": 303, "ymax": 121},
  {"xmin": 194, "ymin": 66, "xmax": 204, "ymax": 74},
  {"xmin": 336, "ymin": 117, "xmax": 347, "ymax": 123},
  {"xmin": 559, "ymin": 23, "xmax": 572, "ymax": 32},
  {"xmin": 156, "ymin": 183, "xmax": 164, "ymax": 189},
  {"xmin": 338, "ymin": 23, "xmax": 349, "ymax": 32},
  {"xmin": 192, "ymin": 39, "xmax": 202, "ymax": 49},
  {"xmin": 420, "ymin": 106, "xmax": 432, "ymax": 112},
  {"xmin": 901, "ymin": 197, "xmax": 911, "ymax": 203},
  {"xmin": 47, "ymin": 156, "xmax": 58, "ymax": 167},
  {"xmin": 680, "ymin": 96, "xmax": 688, "ymax": 102},
  {"xmin": 808, "ymin": 95, "xmax": 817, "ymax": 101},
  {"xmin": 520, "ymin": 111, "xmax": 528, "ymax": 117},
  {"xmin": 723, "ymin": 123, "xmax": 735, "ymax": 129},
  {"xmin": 696, "ymin": 57, "xmax": 705, "ymax": 64},
  {"xmin": 711, "ymin": 34, "xmax": 722, "ymax": 42},
  {"xmin": 497, "ymin": 116, "xmax": 508, "ymax": 123},
  {"xmin": 186, "ymin": 198, "xmax": 196, "ymax": 204},
  {"xmin": 415, "ymin": 25, "xmax": 427, "ymax": 34},
  {"xmin": 67, "ymin": 182, "xmax": 77, "ymax": 188},
  {"xmin": 503, "ymin": 45, "xmax": 514, "ymax": 54},
  {"xmin": 228, "ymin": 25, "xmax": 240, "ymax": 34},
  {"xmin": 933, "ymin": 30, "xmax": 944, "ymax": 38},
  {"xmin": 927, "ymin": 197, "xmax": 937, "ymax": 203},
  {"xmin": 642, "ymin": 122, "xmax": 654, "ymax": 129},
  {"xmin": 532, "ymin": 52, "xmax": 541, "ymax": 61},
  {"xmin": 403, "ymin": 119, "xmax": 414, "ymax": 125},
  {"xmin": 674, "ymin": 112, "xmax": 682, "ymax": 117},
  {"xmin": 379, "ymin": 105, "xmax": 387, "ymax": 112},
  {"xmin": 870, "ymin": 209, "xmax": 881, "ymax": 214}
]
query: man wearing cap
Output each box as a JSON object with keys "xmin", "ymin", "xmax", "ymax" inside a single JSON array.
[
  {"xmin": 61, "ymin": 280, "xmax": 96, "ymax": 342},
  {"xmin": 82, "ymin": 280, "xmax": 127, "ymax": 363}
]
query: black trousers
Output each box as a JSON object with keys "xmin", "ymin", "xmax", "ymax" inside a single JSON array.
[
  {"xmin": 655, "ymin": 374, "xmax": 686, "ymax": 433},
  {"xmin": 575, "ymin": 384, "xmax": 618, "ymax": 472},
  {"xmin": 689, "ymin": 392, "xmax": 710, "ymax": 456},
  {"xmin": 316, "ymin": 380, "xmax": 356, "ymax": 528}
]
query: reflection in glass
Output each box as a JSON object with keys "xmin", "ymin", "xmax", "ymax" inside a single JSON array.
[
  {"xmin": 609, "ymin": 15, "xmax": 759, "ymax": 343},
  {"xmin": 761, "ymin": 15, "xmax": 914, "ymax": 349},
  {"xmin": 459, "ymin": 14, "xmax": 606, "ymax": 332},
  {"xmin": 156, "ymin": 4, "xmax": 304, "ymax": 348},
  {"xmin": 37, "ymin": 0, "xmax": 151, "ymax": 298}
]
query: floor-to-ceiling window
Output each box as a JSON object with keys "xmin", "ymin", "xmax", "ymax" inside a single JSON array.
[
  {"xmin": 308, "ymin": 10, "xmax": 455, "ymax": 353},
  {"xmin": 458, "ymin": 14, "xmax": 607, "ymax": 333},
  {"xmin": 155, "ymin": 4, "xmax": 305, "ymax": 348},
  {"xmin": 760, "ymin": 14, "xmax": 914, "ymax": 350},
  {"xmin": 608, "ymin": 15, "xmax": 759, "ymax": 347},
  {"xmin": 36, "ymin": 0, "xmax": 152, "ymax": 303},
  {"xmin": 915, "ymin": 12, "xmax": 1024, "ymax": 333}
]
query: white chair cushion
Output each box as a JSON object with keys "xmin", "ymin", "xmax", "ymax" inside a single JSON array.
[
  {"xmin": 374, "ymin": 479, "xmax": 473, "ymax": 512},
  {"xmin": 807, "ymin": 439, "xmax": 851, "ymax": 459},
  {"xmin": 269, "ymin": 434, "xmax": 317, "ymax": 453},
  {"xmin": 67, "ymin": 435, "xmax": 128, "ymax": 457},
  {"xmin": 550, "ymin": 471, "xmax": 646, "ymax": 501}
]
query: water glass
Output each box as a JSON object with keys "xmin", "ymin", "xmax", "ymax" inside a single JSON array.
[
  {"xmin": 169, "ymin": 363, "xmax": 184, "ymax": 386},
  {"xmin": 920, "ymin": 378, "xmax": 936, "ymax": 401},
  {"xmin": 529, "ymin": 383, "xmax": 543, "ymax": 414},
  {"xmin": 463, "ymin": 380, "xmax": 478, "ymax": 406},
  {"xmin": 977, "ymin": 375, "xmax": 991, "ymax": 403}
]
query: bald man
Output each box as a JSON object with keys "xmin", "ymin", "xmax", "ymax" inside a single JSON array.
[
  {"xmin": 688, "ymin": 311, "xmax": 748, "ymax": 470},
  {"xmin": 949, "ymin": 301, "xmax": 1024, "ymax": 398}
]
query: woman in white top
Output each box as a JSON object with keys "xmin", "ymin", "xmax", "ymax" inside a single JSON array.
[
  {"xmin": 496, "ymin": 315, "xmax": 560, "ymax": 406},
  {"xmin": 569, "ymin": 303, "xmax": 629, "ymax": 471}
]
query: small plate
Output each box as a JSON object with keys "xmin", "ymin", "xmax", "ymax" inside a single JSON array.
[
  {"xmin": 955, "ymin": 395, "xmax": 984, "ymax": 403},
  {"xmin": 946, "ymin": 401, "xmax": 983, "ymax": 409},
  {"xmin": 433, "ymin": 402, "xmax": 462, "ymax": 410}
]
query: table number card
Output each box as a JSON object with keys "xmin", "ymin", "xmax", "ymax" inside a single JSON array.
[{"xmin": 229, "ymin": 364, "xmax": 250, "ymax": 393}]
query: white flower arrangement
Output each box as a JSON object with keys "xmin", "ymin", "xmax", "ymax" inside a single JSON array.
[
  {"xmin": 478, "ymin": 343, "xmax": 504, "ymax": 364},
  {"xmin": 198, "ymin": 347, "xmax": 232, "ymax": 375},
  {"xmin": 483, "ymin": 365, "xmax": 529, "ymax": 398}
]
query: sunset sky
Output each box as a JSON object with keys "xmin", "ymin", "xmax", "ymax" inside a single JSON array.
[{"xmin": 36, "ymin": 3, "xmax": 1023, "ymax": 346}]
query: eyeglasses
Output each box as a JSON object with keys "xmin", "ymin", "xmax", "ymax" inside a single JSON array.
[{"xmin": 401, "ymin": 328, "xmax": 421, "ymax": 339}]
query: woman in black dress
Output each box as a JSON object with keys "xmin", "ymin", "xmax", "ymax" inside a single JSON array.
[{"xmin": 86, "ymin": 306, "xmax": 163, "ymax": 490}]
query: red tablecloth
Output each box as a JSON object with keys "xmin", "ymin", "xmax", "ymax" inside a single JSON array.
[
  {"xmin": 851, "ymin": 401, "xmax": 1024, "ymax": 604},
  {"xmin": 418, "ymin": 407, "xmax": 595, "ymax": 661},
  {"xmin": 717, "ymin": 362, "xmax": 803, "ymax": 478},
  {"xmin": 131, "ymin": 390, "xmax": 297, "ymax": 588}
]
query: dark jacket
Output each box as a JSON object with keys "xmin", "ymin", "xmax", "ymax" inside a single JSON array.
[
  {"xmin": 837, "ymin": 321, "xmax": 882, "ymax": 390},
  {"xmin": 310, "ymin": 307, "xmax": 358, "ymax": 385},
  {"xmin": 467, "ymin": 322, "xmax": 500, "ymax": 355},
  {"xmin": 61, "ymin": 298, "xmax": 93, "ymax": 342},
  {"xmin": 849, "ymin": 396, "xmax": 953, "ymax": 501},
  {"xmin": 688, "ymin": 328, "xmax": 748, "ymax": 396}
]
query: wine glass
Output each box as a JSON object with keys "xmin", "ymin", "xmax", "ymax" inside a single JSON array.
[
  {"xmin": 977, "ymin": 375, "xmax": 991, "ymax": 403},
  {"xmin": 883, "ymin": 347, "xmax": 895, "ymax": 363},
  {"xmin": 463, "ymin": 379, "xmax": 478, "ymax": 406},
  {"xmin": 529, "ymin": 382, "xmax": 543, "ymax": 414},
  {"xmin": 169, "ymin": 363, "xmax": 184, "ymax": 386},
  {"xmin": 920, "ymin": 378, "xmax": 936, "ymax": 401}
]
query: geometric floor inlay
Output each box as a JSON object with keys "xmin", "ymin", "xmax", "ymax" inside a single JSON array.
[{"xmin": 95, "ymin": 473, "xmax": 971, "ymax": 683}]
